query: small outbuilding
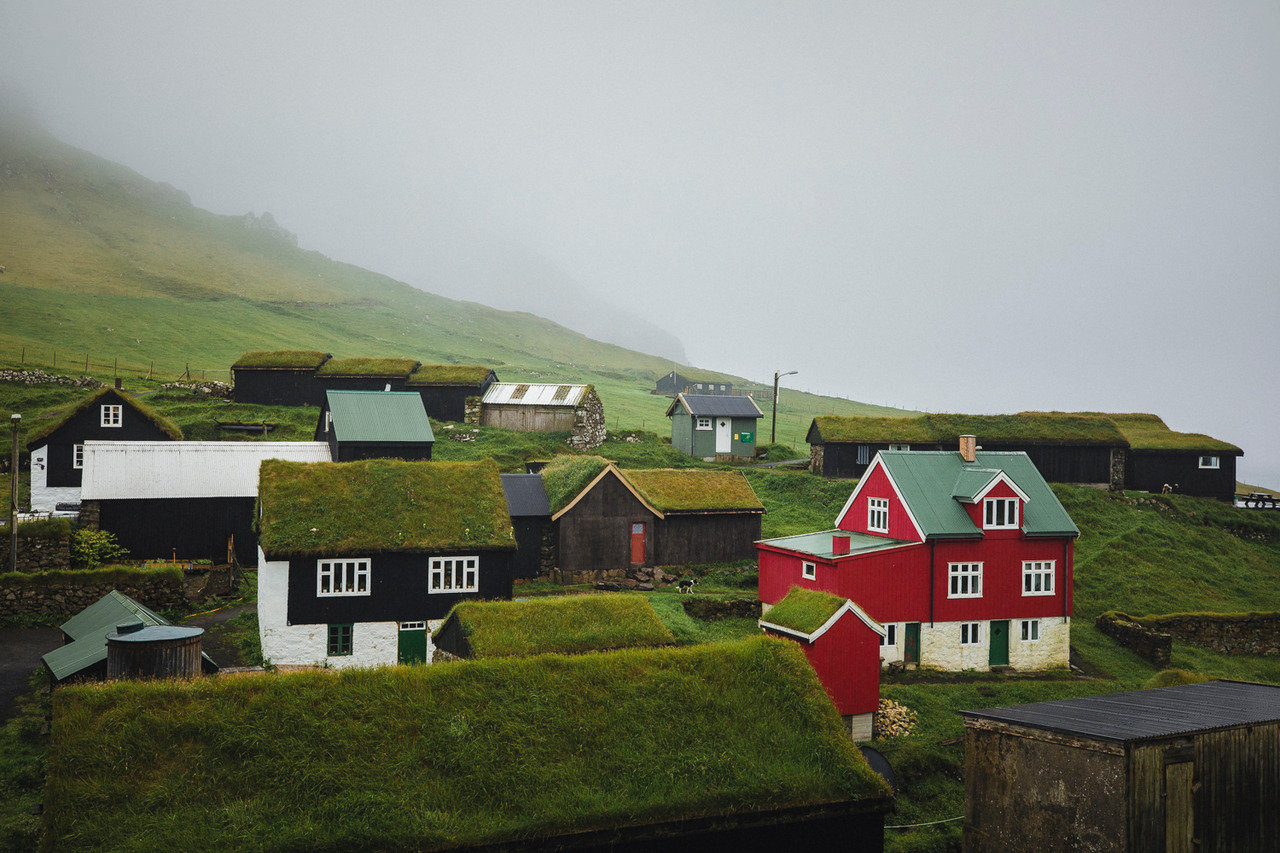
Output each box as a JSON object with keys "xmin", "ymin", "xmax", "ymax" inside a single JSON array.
[
  {"xmin": 499, "ymin": 473, "xmax": 552, "ymax": 578},
  {"xmin": 479, "ymin": 382, "xmax": 606, "ymax": 449},
  {"xmin": 316, "ymin": 390, "xmax": 434, "ymax": 461},
  {"xmin": 406, "ymin": 364, "xmax": 496, "ymax": 422},
  {"xmin": 1108, "ymin": 413, "xmax": 1244, "ymax": 502},
  {"xmin": 315, "ymin": 356, "xmax": 421, "ymax": 394},
  {"xmin": 961, "ymin": 680, "xmax": 1280, "ymax": 852},
  {"xmin": 655, "ymin": 370, "xmax": 733, "ymax": 396},
  {"xmin": 230, "ymin": 350, "xmax": 331, "ymax": 406},
  {"xmin": 666, "ymin": 393, "xmax": 762, "ymax": 461}
]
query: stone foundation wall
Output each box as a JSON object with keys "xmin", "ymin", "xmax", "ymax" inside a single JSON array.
[
  {"xmin": 567, "ymin": 388, "xmax": 606, "ymax": 450},
  {"xmin": 1109, "ymin": 448, "xmax": 1126, "ymax": 492},
  {"xmin": 1095, "ymin": 612, "xmax": 1172, "ymax": 667},
  {"xmin": 10, "ymin": 535, "xmax": 72, "ymax": 573},
  {"xmin": 0, "ymin": 573, "xmax": 188, "ymax": 616},
  {"xmin": 464, "ymin": 396, "xmax": 482, "ymax": 426},
  {"xmin": 1136, "ymin": 612, "xmax": 1280, "ymax": 656},
  {"xmin": 810, "ymin": 443, "xmax": 824, "ymax": 475}
]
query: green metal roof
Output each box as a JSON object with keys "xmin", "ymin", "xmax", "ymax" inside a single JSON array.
[
  {"xmin": 44, "ymin": 590, "xmax": 167, "ymax": 682},
  {"xmin": 878, "ymin": 451, "xmax": 1079, "ymax": 539},
  {"xmin": 326, "ymin": 390, "xmax": 435, "ymax": 444},
  {"xmin": 758, "ymin": 529, "xmax": 915, "ymax": 559}
]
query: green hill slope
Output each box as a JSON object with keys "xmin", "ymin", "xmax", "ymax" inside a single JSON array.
[{"xmin": 0, "ymin": 105, "xmax": 910, "ymax": 437}]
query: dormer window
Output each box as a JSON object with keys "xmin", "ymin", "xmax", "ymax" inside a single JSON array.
[
  {"xmin": 101, "ymin": 404, "xmax": 122, "ymax": 427},
  {"xmin": 983, "ymin": 498, "xmax": 1018, "ymax": 529},
  {"xmin": 867, "ymin": 497, "xmax": 889, "ymax": 533}
]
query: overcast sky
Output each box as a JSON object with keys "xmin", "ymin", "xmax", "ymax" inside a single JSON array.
[{"xmin": 3, "ymin": 2, "xmax": 1278, "ymax": 484}]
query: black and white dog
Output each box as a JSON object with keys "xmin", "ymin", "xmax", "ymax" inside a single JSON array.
[{"xmin": 677, "ymin": 578, "xmax": 698, "ymax": 594}]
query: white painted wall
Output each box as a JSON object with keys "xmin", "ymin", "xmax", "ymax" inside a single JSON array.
[
  {"xmin": 916, "ymin": 618, "xmax": 1070, "ymax": 672},
  {"xmin": 28, "ymin": 444, "xmax": 81, "ymax": 513}
]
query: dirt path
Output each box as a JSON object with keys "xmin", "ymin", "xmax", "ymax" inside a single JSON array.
[
  {"xmin": 0, "ymin": 626, "xmax": 60, "ymax": 722},
  {"xmin": 180, "ymin": 600, "xmax": 254, "ymax": 669}
]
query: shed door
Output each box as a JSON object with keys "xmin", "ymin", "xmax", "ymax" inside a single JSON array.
[
  {"xmin": 988, "ymin": 620, "xmax": 1009, "ymax": 667},
  {"xmin": 1165, "ymin": 761, "xmax": 1194, "ymax": 853},
  {"xmin": 904, "ymin": 623, "xmax": 921, "ymax": 664},
  {"xmin": 716, "ymin": 419, "xmax": 731, "ymax": 453},
  {"xmin": 630, "ymin": 522, "xmax": 647, "ymax": 565},
  {"xmin": 398, "ymin": 622, "xmax": 427, "ymax": 665}
]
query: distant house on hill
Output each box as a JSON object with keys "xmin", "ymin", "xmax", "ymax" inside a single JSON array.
[
  {"xmin": 667, "ymin": 393, "xmax": 762, "ymax": 461},
  {"xmin": 315, "ymin": 390, "xmax": 434, "ymax": 461},
  {"xmin": 406, "ymin": 364, "xmax": 496, "ymax": 422},
  {"xmin": 26, "ymin": 387, "xmax": 182, "ymax": 514},
  {"xmin": 655, "ymin": 370, "xmax": 733, "ymax": 396},
  {"xmin": 231, "ymin": 350, "xmax": 331, "ymax": 406},
  {"xmin": 1106, "ymin": 412, "xmax": 1243, "ymax": 502},
  {"xmin": 479, "ymin": 382, "xmax": 605, "ymax": 450},
  {"xmin": 315, "ymin": 357, "xmax": 421, "ymax": 394},
  {"xmin": 256, "ymin": 458, "xmax": 516, "ymax": 668}
]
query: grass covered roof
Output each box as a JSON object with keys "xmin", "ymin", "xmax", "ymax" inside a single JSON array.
[
  {"xmin": 258, "ymin": 458, "xmax": 514, "ymax": 557},
  {"xmin": 541, "ymin": 455, "xmax": 611, "ymax": 514},
  {"xmin": 407, "ymin": 364, "xmax": 494, "ymax": 386},
  {"xmin": 24, "ymin": 388, "xmax": 183, "ymax": 449},
  {"xmin": 622, "ymin": 468, "xmax": 764, "ymax": 513},
  {"xmin": 316, "ymin": 356, "xmax": 420, "ymax": 377},
  {"xmin": 436, "ymin": 594, "xmax": 675, "ymax": 658},
  {"xmin": 810, "ymin": 412, "xmax": 1128, "ymax": 446},
  {"xmin": 762, "ymin": 587, "xmax": 849, "ymax": 635},
  {"xmin": 44, "ymin": 637, "xmax": 888, "ymax": 851},
  {"xmin": 1101, "ymin": 413, "xmax": 1241, "ymax": 452},
  {"xmin": 231, "ymin": 350, "xmax": 331, "ymax": 369}
]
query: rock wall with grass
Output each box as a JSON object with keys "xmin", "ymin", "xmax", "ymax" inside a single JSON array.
[
  {"xmin": 10, "ymin": 533, "xmax": 72, "ymax": 572},
  {"xmin": 1095, "ymin": 612, "xmax": 1172, "ymax": 667},
  {"xmin": 0, "ymin": 569, "xmax": 187, "ymax": 616},
  {"xmin": 1136, "ymin": 612, "xmax": 1280, "ymax": 656}
]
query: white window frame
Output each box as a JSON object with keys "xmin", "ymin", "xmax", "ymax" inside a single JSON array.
[
  {"xmin": 1020, "ymin": 619, "xmax": 1040, "ymax": 642},
  {"xmin": 1022, "ymin": 560, "xmax": 1055, "ymax": 596},
  {"xmin": 100, "ymin": 404, "xmax": 122, "ymax": 427},
  {"xmin": 867, "ymin": 497, "xmax": 889, "ymax": 533},
  {"xmin": 881, "ymin": 623, "xmax": 897, "ymax": 647},
  {"xmin": 695, "ymin": 417, "xmax": 712, "ymax": 430},
  {"xmin": 430, "ymin": 556, "xmax": 479, "ymax": 594},
  {"xmin": 801, "ymin": 561, "xmax": 816, "ymax": 580},
  {"xmin": 73, "ymin": 444, "xmax": 84, "ymax": 469},
  {"xmin": 317, "ymin": 558, "xmax": 371, "ymax": 597},
  {"xmin": 960, "ymin": 622, "xmax": 981, "ymax": 645},
  {"xmin": 1198, "ymin": 455, "xmax": 1220, "ymax": 469},
  {"xmin": 888, "ymin": 443, "xmax": 910, "ymax": 451},
  {"xmin": 695, "ymin": 383, "xmax": 703, "ymax": 390},
  {"xmin": 983, "ymin": 497, "xmax": 1019, "ymax": 529},
  {"xmin": 948, "ymin": 562, "xmax": 983, "ymax": 598},
  {"xmin": 399, "ymin": 621, "xmax": 426, "ymax": 631}
]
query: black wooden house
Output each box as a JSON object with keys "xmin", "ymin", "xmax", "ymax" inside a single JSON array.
[
  {"xmin": 230, "ymin": 350, "xmax": 331, "ymax": 406},
  {"xmin": 315, "ymin": 390, "xmax": 434, "ymax": 461},
  {"xmin": 315, "ymin": 357, "xmax": 421, "ymax": 394},
  {"xmin": 655, "ymin": 370, "xmax": 734, "ymax": 396},
  {"xmin": 500, "ymin": 473, "xmax": 551, "ymax": 579},
  {"xmin": 406, "ymin": 364, "xmax": 497, "ymax": 422}
]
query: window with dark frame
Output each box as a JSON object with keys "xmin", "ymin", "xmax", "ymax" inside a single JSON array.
[{"xmin": 327, "ymin": 624, "xmax": 353, "ymax": 656}]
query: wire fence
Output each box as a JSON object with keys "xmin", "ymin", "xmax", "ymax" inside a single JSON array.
[{"xmin": 0, "ymin": 342, "xmax": 233, "ymax": 384}]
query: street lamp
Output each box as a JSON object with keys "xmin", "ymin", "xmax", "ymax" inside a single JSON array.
[{"xmin": 771, "ymin": 371, "xmax": 797, "ymax": 444}]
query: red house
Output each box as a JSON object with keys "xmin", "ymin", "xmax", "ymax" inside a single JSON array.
[
  {"xmin": 759, "ymin": 587, "xmax": 885, "ymax": 740},
  {"xmin": 758, "ymin": 437, "xmax": 1079, "ymax": 672}
]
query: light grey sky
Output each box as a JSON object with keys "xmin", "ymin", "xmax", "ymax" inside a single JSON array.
[{"xmin": 3, "ymin": 2, "xmax": 1278, "ymax": 484}]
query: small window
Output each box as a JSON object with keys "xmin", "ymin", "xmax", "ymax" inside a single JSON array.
[
  {"xmin": 327, "ymin": 624, "xmax": 353, "ymax": 656},
  {"xmin": 960, "ymin": 622, "xmax": 981, "ymax": 646},
  {"xmin": 983, "ymin": 497, "xmax": 1019, "ymax": 529},
  {"xmin": 695, "ymin": 383, "xmax": 703, "ymax": 390},
  {"xmin": 696, "ymin": 417, "xmax": 712, "ymax": 430},
  {"xmin": 1198, "ymin": 455, "xmax": 1220, "ymax": 469},
  {"xmin": 948, "ymin": 562, "xmax": 983, "ymax": 598},
  {"xmin": 888, "ymin": 444, "xmax": 909, "ymax": 452},
  {"xmin": 881, "ymin": 623, "xmax": 897, "ymax": 647},
  {"xmin": 1021, "ymin": 619, "xmax": 1040, "ymax": 642},
  {"xmin": 1022, "ymin": 560, "xmax": 1055, "ymax": 596},
  {"xmin": 399, "ymin": 621, "xmax": 426, "ymax": 631},
  {"xmin": 430, "ymin": 556, "xmax": 479, "ymax": 593},
  {"xmin": 317, "ymin": 559, "xmax": 371, "ymax": 596},
  {"xmin": 802, "ymin": 561, "xmax": 816, "ymax": 580},
  {"xmin": 857, "ymin": 445, "xmax": 870, "ymax": 465},
  {"xmin": 323, "ymin": 411, "xmax": 332, "ymax": 434},
  {"xmin": 867, "ymin": 497, "xmax": 889, "ymax": 533},
  {"xmin": 73, "ymin": 444, "xmax": 84, "ymax": 469},
  {"xmin": 101, "ymin": 404, "xmax": 122, "ymax": 427}
]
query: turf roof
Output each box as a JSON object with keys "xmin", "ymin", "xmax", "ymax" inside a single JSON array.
[
  {"xmin": 663, "ymin": 367, "xmax": 735, "ymax": 384},
  {"xmin": 762, "ymin": 587, "xmax": 849, "ymax": 635},
  {"xmin": 810, "ymin": 412, "xmax": 1126, "ymax": 445},
  {"xmin": 436, "ymin": 594, "xmax": 675, "ymax": 658},
  {"xmin": 257, "ymin": 458, "xmax": 514, "ymax": 557},
  {"xmin": 24, "ymin": 387, "xmax": 183, "ymax": 449},
  {"xmin": 621, "ymin": 468, "xmax": 764, "ymax": 513},
  {"xmin": 315, "ymin": 356, "xmax": 421, "ymax": 377},
  {"xmin": 406, "ymin": 364, "xmax": 494, "ymax": 385},
  {"xmin": 541, "ymin": 455, "xmax": 611, "ymax": 514},
  {"xmin": 231, "ymin": 350, "xmax": 331, "ymax": 369},
  {"xmin": 45, "ymin": 637, "xmax": 889, "ymax": 851},
  {"xmin": 1100, "ymin": 412, "xmax": 1241, "ymax": 452}
]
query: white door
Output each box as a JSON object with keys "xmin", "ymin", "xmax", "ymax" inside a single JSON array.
[{"xmin": 716, "ymin": 419, "xmax": 731, "ymax": 453}]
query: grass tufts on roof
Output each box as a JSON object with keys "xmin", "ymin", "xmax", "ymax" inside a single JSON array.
[
  {"xmin": 763, "ymin": 586, "xmax": 848, "ymax": 635},
  {"xmin": 24, "ymin": 388, "xmax": 183, "ymax": 449},
  {"xmin": 44, "ymin": 637, "xmax": 888, "ymax": 851},
  {"xmin": 258, "ymin": 458, "xmax": 514, "ymax": 556},
  {"xmin": 622, "ymin": 469, "xmax": 764, "ymax": 513},
  {"xmin": 438, "ymin": 594, "xmax": 675, "ymax": 658},
  {"xmin": 407, "ymin": 364, "xmax": 494, "ymax": 385},
  {"xmin": 231, "ymin": 350, "xmax": 330, "ymax": 369},
  {"xmin": 541, "ymin": 455, "xmax": 611, "ymax": 514},
  {"xmin": 1101, "ymin": 412, "xmax": 1241, "ymax": 452},
  {"xmin": 813, "ymin": 412, "xmax": 1128, "ymax": 446},
  {"xmin": 315, "ymin": 356, "xmax": 420, "ymax": 377}
]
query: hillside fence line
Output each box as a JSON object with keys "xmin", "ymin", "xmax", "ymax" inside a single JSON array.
[{"xmin": 0, "ymin": 342, "xmax": 231, "ymax": 384}]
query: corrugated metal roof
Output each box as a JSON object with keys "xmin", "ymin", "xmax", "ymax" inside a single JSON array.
[
  {"xmin": 482, "ymin": 383, "xmax": 588, "ymax": 407},
  {"xmin": 758, "ymin": 528, "xmax": 915, "ymax": 559},
  {"xmin": 667, "ymin": 394, "xmax": 763, "ymax": 418},
  {"xmin": 500, "ymin": 474, "xmax": 551, "ymax": 517},
  {"xmin": 80, "ymin": 441, "xmax": 331, "ymax": 500},
  {"xmin": 326, "ymin": 391, "xmax": 434, "ymax": 444},
  {"xmin": 962, "ymin": 681, "xmax": 1280, "ymax": 743}
]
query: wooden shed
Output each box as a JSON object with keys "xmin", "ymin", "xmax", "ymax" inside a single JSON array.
[
  {"xmin": 315, "ymin": 390, "xmax": 434, "ymax": 461},
  {"xmin": 479, "ymin": 382, "xmax": 606, "ymax": 449},
  {"xmin": 315, "ymin": 356, "xmax": 421, "ymax": 394},
  {"xmin": 667, "ymin": 393, "xmax": 763, "ymax": 461},
  {"xmin": 230, "ymin": 350, "xmax": 331, "ymax": 406},
  {"xmin": 961, "ymin": 680, "xmax": 1280, "ymax": 852},
  {"xmin": 499, "ymin": 473, "xmax": 551, "ymax": 579},
  {"xmin": 406, "ymin": 364, "xmax": 496, "ymax": 422}
]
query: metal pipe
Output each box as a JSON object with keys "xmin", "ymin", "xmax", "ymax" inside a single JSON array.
[{"xmin": 10, "ymin": 413, "xmax": 20, "ymax": 572}]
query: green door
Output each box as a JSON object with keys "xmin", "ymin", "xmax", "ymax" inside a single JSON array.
[
  {"xmin": 989, "ymin": 620, "xmax": 1009, "ymax": 667},
  {"xmin": 904, "ymin": 622, "xmax": 921, "ymax": 664},
  {"xmin": 398, "ymin": 621, "xmax": 427, "ymax": 665}
]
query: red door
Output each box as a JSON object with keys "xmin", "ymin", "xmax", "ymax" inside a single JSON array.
[{"xmin": 630, "ymin": 522, "xmax": 646, "ymax": 565}]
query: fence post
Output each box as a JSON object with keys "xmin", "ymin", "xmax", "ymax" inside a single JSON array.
[
  {"xmin": 19, "ymin": 347, "xmax": 23, "ymax": 364},
  {"xmin": 52, "ymin": 351, "xmax": 56, "ymax": 369},
  {"xmin": 113, "ymin": 358, "xmax": 117, "ymax": 380},
  {"xmin": 84, "ymin": 354, "xmax": 88, "ymax": 375},
  {"xmin": 147, "ymin": 361, "xmax": 153, "ymax": 380},
  {"xmin": 184, "ymin": 362, "xmax": 190, "ymax": 380}
]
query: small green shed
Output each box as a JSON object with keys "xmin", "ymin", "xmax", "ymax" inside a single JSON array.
[{"xmin": 666, "ymin": 393, "xmax": 763, "ymax": 460}]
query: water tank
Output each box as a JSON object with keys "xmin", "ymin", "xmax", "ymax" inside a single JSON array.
[{"xmin": 106, "ymin": 623, "xmax": 205, "ymax": 680}]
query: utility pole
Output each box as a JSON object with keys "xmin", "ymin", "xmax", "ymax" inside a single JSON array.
[
  {"xmin": 10, "ymin": 413, "xmax": 20, "ymax": 572},
  {"xmin": 771, "ymin": 371, "xmax": 797, "ymax": 444}
]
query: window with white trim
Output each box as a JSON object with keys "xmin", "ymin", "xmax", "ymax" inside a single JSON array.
[
  {"xmin": 857, "ymin": 445, "xmax": 870, "ymax": 465},
  {"xmin": 948, "ymin": 562, "xmax": 983, "ymax": 598},
  {"xmin": 100, "ymin": 404, "xmax": 122, "ymax": 427},
  {"xmin": 327, "ymin": 624, "xmax": 353, "ymax": 656},
  {"xmin": 802, "ymin": 561, "xmax": 816, "ymax": 580},
  {"xmin": 317, "ymin": 559, "xmax": 371, "ymax": 596},
  {"xmin": 888, "ymin": 444, "xmax": 909, "ymax": 451},
  {"xmin": 399, "ymin": 621, "xmax": 426, "ymax": 631},
  {"xmin": 73, "ymin": 444, "xmax": 84, "ymax": 469},
  {"xmin": 983, "ymin": 497, "xmax": 1019, "ymax": 529},
  {"xmin": 1198, "ymin": 455, "xmax": 1220, "ymax": 469},
  {"xmin": 430, "ymin": 556, "xmax": 479, "ymax": 593},
  {"xmin": 867, "ymin": 497, "xmax": 889, "ymax": 533},
  {"xmin": 696, "ymin": 417, "xmax": 712, "ymax": 430},
  {"xmin": 1021, "ymin": 619, "xmax": 1040, "ymax": 642},
  {"xmin": 1022, "ymin": 560, "xmax": 1055, "ymax": 595},
  {"xmin": 881, "ymin": 623, "xmax": 897, "ymax": 647},
  {"xmin": 960, "ymin": 622, "xmax": 980, "ymax": 645}
]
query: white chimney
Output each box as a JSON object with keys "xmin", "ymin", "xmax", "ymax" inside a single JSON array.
[{"xmin": 959, "ymin": 435, "xmax": 977, "ymax": 463}]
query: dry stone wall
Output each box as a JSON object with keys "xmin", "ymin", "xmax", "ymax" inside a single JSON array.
[
  {"xmin": 1138, "ymin": 612, "xmax": 1280, "ymax": 656},
  {"xmin": 567, "ymin": 388, "xmax": 606, "ymax": 450},
  {"xmin": 10, "ymin": 535, "xmax": 72, "ymax": 573},
  {"xmin": 1096, "ymin": 612, "xmax": 1172, "ymax": 666},
  {"xmin": 0, "ymin": 573, "xmax": 187, "ymax": 617}
]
